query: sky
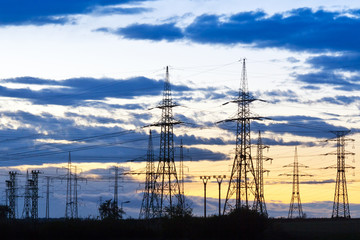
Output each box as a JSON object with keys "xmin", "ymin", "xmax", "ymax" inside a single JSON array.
[{"xmin": 1, "ymin": 0, "xmax": 360, "ymax": 219}]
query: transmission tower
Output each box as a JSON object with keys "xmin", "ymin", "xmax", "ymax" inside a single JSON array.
[
  {"xmin": 65, "ymin": 152, "xmax": 79, "ymax": 218},
  {"xmin": 281, "ymin": 146, "xmax": 311, "ymax": 218},
  {"xmin": 179, "ymin": 139, "xmax": 186, "ymax": 211},
  {"xmin": 253, "ymin": 131, "xmax": 271, "ymax": 215},
  {"xmin": 151, "ymin": 66, "xmax": 183, "ymax": 216},
  {"xmin": 6, "ymin": 171, "xmax": 17, "ymax": 219},
  {"xmin": 22, "ymin": 170, "xmax": 31, "ymax": 219},
  {"xmin": 114, "ymin": 166, "xmax": 119, "ymax": 208},
  {"xmin": 325, "ymin": 131, "xmax": 355, "ymax": 218},
  {"xmin": 45, "ymin": 176, "xmax": 51, "ymax": 219},
  {"xmin": 30, "ymin": 170, "xmax": 41, "ymax": 219},
  {"xmin": 139, "ymin": 130, "xmax": 159, "ymax": 219},
  {"xmin": 222, "ymin": 59, "xmax": 263, "ymax": 214}
]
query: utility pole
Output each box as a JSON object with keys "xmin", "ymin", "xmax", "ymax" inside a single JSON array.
[
  {"xmin": 150, "ymin": 66, "xmax": 183, "ymax": 217},
  {"xmin": 253, "ymin": 131, "xmax": 271, "ymax": 215},
  {"xmin": 30, "ymin": 170, "xmax": 41, "ymax": 220},
  {"xmin": 280, "ymin": 146, "xmax": 312, "ymax": 218},
  {"xmin": 213, "ymin": 175, "xmax": 226, "ymax": 216},
  {"xmin": 325, "ymin": 131, "xmax": 354, "ymax": 218},
  {"xmin": 139, "ymin": 130, "xmax": 159, "ymax": 219},
  {"xmin": 6, "ymin": 171, "xmax": 17, "ymax": 219},
  {"xmin": 200, "ymin": 176, "xmax": 211, "ymax": 218},
  {"xmin": 221, "ymin": 59, "xmax": 264, "ymax": 214},
  {"xmin": 22, "ymin": 170, "xmax": 31, "ymax": 219}
]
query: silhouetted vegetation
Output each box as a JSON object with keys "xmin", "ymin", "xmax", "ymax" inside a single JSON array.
[
  {"xmin": 0, "ymin": 212, "xmax": 359, "ymax": 239},
  {"xmin": 0, "ymin": 205, "xmax": 11, "ymax": 220},
  {"xmin": 98, "ymin": 199, "xmax": 124, "ymax": 220}
]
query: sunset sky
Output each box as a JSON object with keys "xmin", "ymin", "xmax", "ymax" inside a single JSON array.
[{"xmin": 0, "ymin": 0, "xmax": 360, "ymax": 218}]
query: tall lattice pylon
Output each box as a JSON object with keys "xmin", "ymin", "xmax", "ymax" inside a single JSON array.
[
  {"xmin": 6, "ymin": 171, "xmax": 17, "ymax": 219},
  {"xmin": 281, "ymin": 146, "xmax": 311, "ymax": 218},
  {"xmin": 65, "ymin": 152, "xmax": 79, "ymax": 219},
  {"xmin": 30, "ymin": 170, "xmax": 41, "ymax": 219},
  {"xmin": 253, "ymin": 131, "xmax": 271, "ymax": 215},
  {"xmin": 151, "ymin": 66, "xmax": 183, "ymax": 216},
  {"xmin": 139, "ymin": 130, "xmax": 159, "ymax": 219},
  {"xmin": 22, "ymin": 170, "xmax": 31, "ymax": 219},
  {"xmin": 222, "ymin": 59, "xmax": 263, "ymax": 214},
  {"xmin": 325, "ymin": 131, "xmax": 354, "ymax": 218}
]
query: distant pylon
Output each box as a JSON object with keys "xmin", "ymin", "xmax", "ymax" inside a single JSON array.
[
  {"xmin": 179, "ymin": 139, "xmax": 186, "ymax": 211},
  {"xmin": 6, "ymin": 171, "xmax": 17, "ymax": 219},
  {"xmin": 253, "ymin": 131, "xmax": 271, "ymax": 215},
  {"xmin": 280, "ymin": 146, "xmax": 311, "ymax": 218},
  {"xmin": 151, "ymin": 66, "xmax": 183, "ymax": 216},
  {"xmin": 325, "ymin": 131, "xmax": 355, "ymax": 218},
  {"xmin": 30, "ymin": 170, "xmax": 41, "ymax": 220},
  {"xmin": 65, "ymin": 152, "xmax": 79, "ymax": 218},
  {"xmin": 22, "ymin": 170, "xmax": 31, "ymax": 219},
  {"xmin": 222, "ymin": 59, "xmax": 264, "ymax": 214},
  {"xmin": 114, "ymin": 166, "xmax": 119, "ymax": 208},
  {"xmin": 139, "ymin": 130, "xmax": 159, "ymax": 219},
  {"xmin": 45, "ymin": 176, "xmax": 51, "ymax": 219}
]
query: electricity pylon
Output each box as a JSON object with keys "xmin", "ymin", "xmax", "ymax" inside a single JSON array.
[
  {"xmin": 6, "ymin": 171, "xmax": 17, "ymax": 219},
  {"xmin": 179, "ymin": 139, "xmax": 186, "ymax": 211},
  {"xmin": 139, "ymin": 130, "xmax": 159, "ymax": 219},
  {"xmin": 280, "ymin": 146, "xmax": 311, "ymax": 218},
  {"xmin": 222, "ymin": 59, "xmax": 264, "ymax": 214},
  {"xmin": 65, "ymin": 152, "xmax": 80, "ymax": 219},
  {"xmin": 151, "ymin": 66, "xmax": 183, "ymax": 216},
  {"xmin": 22, "ymin": 170, "xmax": 31, "ymax": 219},
  {"xmin": 253, "ymin": 131, "xmax": 271, "ymax": 215},
  {"xmin": 113, "ymin": 166, "xmax": 119, "ymax": 208},
  {"xmin": 325, "ymin": 131, "xmax": 354, "ymax": 218},
  {"xmin": 30, "ymin": 170, "xmax": 41, "ymax": 219},
  {"xmin": 45, "ymin": 176, "xmax": 51, "ymax": 219}
]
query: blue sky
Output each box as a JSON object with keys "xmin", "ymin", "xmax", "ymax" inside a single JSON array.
[{"xmin": 0, "ymin": 0, "xmax": 360, "ymax": 219}]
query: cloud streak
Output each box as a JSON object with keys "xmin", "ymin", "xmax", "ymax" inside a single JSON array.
[{"xmin": 0, "ymin": 0, "xmax": 151, "ymax": 26}]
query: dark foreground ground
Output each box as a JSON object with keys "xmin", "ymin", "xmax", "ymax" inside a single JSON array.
[{"xmin": 0, "ymin": 215, "xmax": 359, "ymax": 239}]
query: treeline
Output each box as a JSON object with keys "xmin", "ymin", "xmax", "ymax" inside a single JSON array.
[{"xmin": 0, "ymin": 208, "xmax": 268, "ymax": 240}]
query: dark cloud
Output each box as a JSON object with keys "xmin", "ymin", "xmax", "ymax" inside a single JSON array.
[
  {"xmin": 319, "ymin": 96, "xmax": 360, "ymax": 105},
  {"xmin": 110, "ymin": 8, "xmax": 360, "ymax": 53},
  {"xmin": 1, "ymin": 76, "xmax": 191, "ymax": 106},
  {"xmin": 250, "ymin": 115, "xmax": 350, "ymax": 140},
  {"xmin": 307, "ymin": 53, "xmax": 360, "ymax": 73},
  {"xmin": 295, "ymin": 71, "xmax": 360, "ymax": 89},
  {"xmin": 113, "ymin": 23, "xmax": 183, "ymax": 41},
  {"xmin": 294, "ymin": 53, "xmax": 360, "ymax": 90},
  {"xmin": 0, "ymin": 0, "xmax": 151, "ymax": 26}
]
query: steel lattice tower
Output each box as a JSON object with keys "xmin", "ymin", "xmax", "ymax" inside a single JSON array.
[
  {"xmin": 30, "ymin": 170, "xmax": 41, "ymax": 219},
  {"xmin": 223, "ymin": 59, "xmax": 262, "ymax": 214},
  {"xmin": 139, "ymin": 130, "xmax": 159, "ymax": 219},
  {"xmin": 65, "ymin": 152, "xmax": 79, "ymax": 218},
  {"xmin": 281, "ymin": 146, "xmax": 311, "ymax": 218},
  {"xmin": 6, "ymin": 171, "xmax": 17, "ymax": 219},
  {"xmin": 179, "ymin": 139, "xmax": 186, "ymax": 210},
  {"xmin": 152, "ymin": 66, "xmax": 183, "ymax": 216},
  {"xmin": 253, "ymin": 131, "xmax": 271, "ymax": 215},
  {"xmin": 45, "ymin": 176, "xmax": 51, "ymax": 219},
  {"xmin": 325, "ymin": 131, "xmax": 354, "ymax": 218},
  {"xmin": 22, "ymin": 170, "xmax": 31, "ymax": 219},
  {"xmin": 114, "ymin": 166, "xmax": 119, "ymax": 208}
]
